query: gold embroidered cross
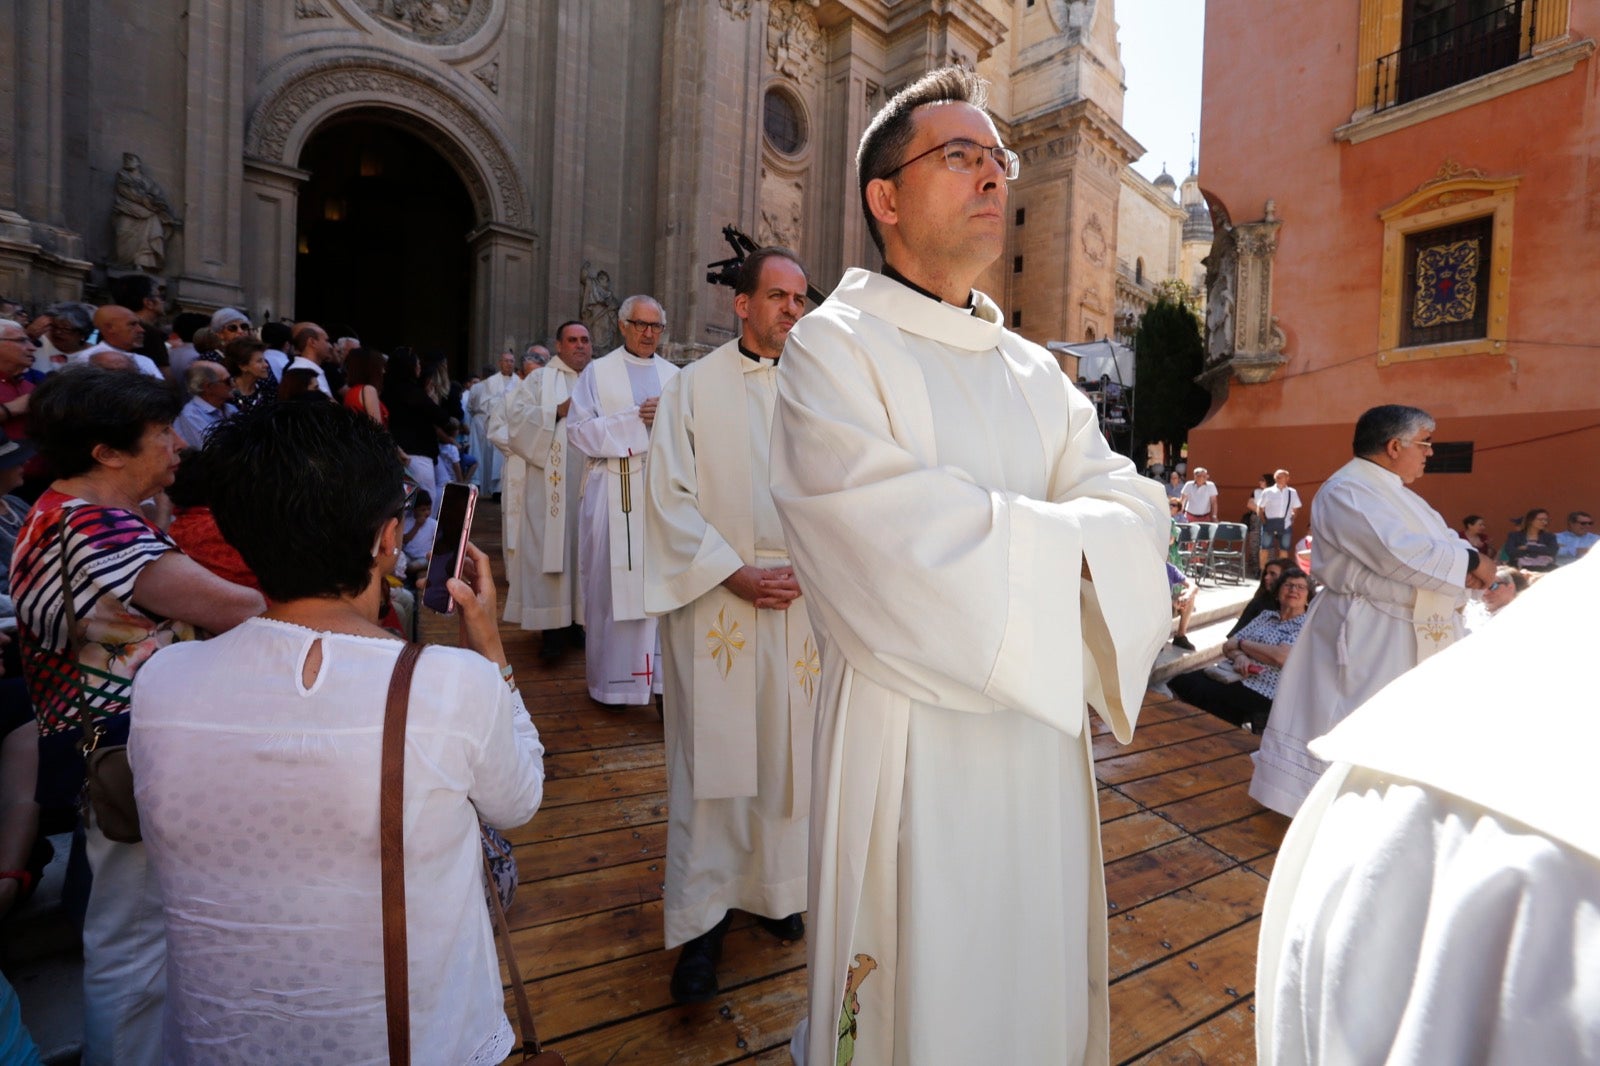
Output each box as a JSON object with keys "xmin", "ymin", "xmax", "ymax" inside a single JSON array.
[
  {"xmin": 706, "ymin": 607, "xmax": 745, "ymax": 678},
  {"xmin": 794, "ymin": 636, "xmax": 820, "ymax": 702}
]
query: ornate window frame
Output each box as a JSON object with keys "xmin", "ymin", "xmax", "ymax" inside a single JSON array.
[{"xmin": 1377, "ymin": 169, "xmax": 1518, "ymax": 366}]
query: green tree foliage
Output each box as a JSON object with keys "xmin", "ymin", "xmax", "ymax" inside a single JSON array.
[{"xmin": 1133, "ymin": 295, "xmax": 1210, "ymax": 451}]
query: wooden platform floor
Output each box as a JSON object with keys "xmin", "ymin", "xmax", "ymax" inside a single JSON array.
[{"xmin": 434, "ymin": 503, "xmax": 1290, "ymax": 1065}]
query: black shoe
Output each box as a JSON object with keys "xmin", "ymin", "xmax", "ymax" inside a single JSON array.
[
  {"xmin": 568, "ymin": 624, "xmax": 586, "ymax": 649},
  {"xmin": 1171, "ymin": 634, "xmax": 1195, "ymax": 651},
  {"xmin": 538, "ymin": 629, "xmax": 566, "ymax": 664},
  {"xmin": 755, "ymin": 912, "xmax": 804, "ymax": 942},
  {"xmin": 670, "ymin": 914, "xmax": 732, "ymax": 1004}
]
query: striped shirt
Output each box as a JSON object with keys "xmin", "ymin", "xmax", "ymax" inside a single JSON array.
[{"xmin": 13, "ymin": 490, "xmax": 193, "ymax": 735}]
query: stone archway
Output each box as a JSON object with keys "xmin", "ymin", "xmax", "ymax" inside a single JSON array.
[{"xmin": 241, "ymin": 54, "xmax": 535, "ymax": 366}]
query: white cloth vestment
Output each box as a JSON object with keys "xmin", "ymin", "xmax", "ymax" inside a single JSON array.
[
  {"xmin": 1250, "ymin": 457, "xmax": 1468, "ymax": 817},
  {"xmin": 1257, "ymin": 555, "xmax": 1600, "ymax": 1065},
  {"xmin": 644, "ymin": 340, "xmax": 815, "ymax": 948},
  {"xmin": 567, "ymin": 347, "xmax": 678, "ymax": 704},
  {"xmin": 494, "ymin": 359, "xmax": 584, "ymax": 630},
  {"xmin": 770, "ymin": 269, "xmax": 1171, "ymax": 1066},
  {"xmin": 469, "ymin": 371, "xmax": 515, "ymax": 493}
]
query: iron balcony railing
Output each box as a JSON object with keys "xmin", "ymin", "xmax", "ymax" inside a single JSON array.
[{"xmin": 1374, "ymin": 0, "xmax": 1535, "ymax": 111}]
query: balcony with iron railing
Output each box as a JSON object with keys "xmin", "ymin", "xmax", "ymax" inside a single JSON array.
[{"xmin": 1374, "ymin": 0, "xmax": 1534, "ymax": 111}]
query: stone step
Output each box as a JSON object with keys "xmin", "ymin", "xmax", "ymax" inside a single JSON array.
[{"xmin": 1151, "ymin": 614, "xmax": 1244, "ymax": 687}]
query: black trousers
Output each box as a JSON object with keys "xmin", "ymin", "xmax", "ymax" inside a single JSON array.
[{"xmin": 1169, "ymin": 670, "xmax": 1273, "ymax": 732}]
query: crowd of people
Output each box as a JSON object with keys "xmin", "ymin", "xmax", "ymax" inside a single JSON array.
[{"xmin": 0, "ymin": 63, "xmax": 1594, "ymax": 1066}]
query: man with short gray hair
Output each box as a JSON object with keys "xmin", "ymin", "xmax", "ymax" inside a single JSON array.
[
  {"xmin": 174, "ymin": 361, "xmax": 237, "ymax": 449},
  {"xmin": 1251, "ymin": 403, "xmax": 1497, "ymax": 818},
  {"xmin": 522, "ymin": 343, "xmax": 550, "ymax": 374},
  {"xmin": 566, "ymin": 295, "xmax": 678, "ymax": 706}
]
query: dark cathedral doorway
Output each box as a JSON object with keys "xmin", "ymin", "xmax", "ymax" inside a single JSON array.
[{"xmin": 295, "ymin": 118, "xmax": 474, "ymax": 369}]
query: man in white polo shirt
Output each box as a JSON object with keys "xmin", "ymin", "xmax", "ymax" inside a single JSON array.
[
  {"xmin": 1256, "ymin": 468, "xmax": 1302, "ymax": 571},
  {"xmin": 1179, "ymin": 466, "xmax": 1219, "ymax": 523}
]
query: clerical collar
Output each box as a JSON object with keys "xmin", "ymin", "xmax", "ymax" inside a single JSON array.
[
  {"xmin": 737, "ymin": 341, "xmax": 777, "ymax": 365},
  {"xmin": 882, "ymin": 263, "xmax": 975, "ymax": 310}
]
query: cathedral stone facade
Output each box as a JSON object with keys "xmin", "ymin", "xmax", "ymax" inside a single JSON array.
[{"xmin": 0, "ymin": 0, "xmax": 1143, "ymax": 367}]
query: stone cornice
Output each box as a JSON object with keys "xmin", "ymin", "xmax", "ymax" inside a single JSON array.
[{"xmin": 1012, "ymin": 98, "xmax": 1143, "ymax": 167}]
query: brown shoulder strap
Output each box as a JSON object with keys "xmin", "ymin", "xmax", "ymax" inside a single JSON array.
[
  {"xmin": 485, "ymin": 846, "xmax": 545, "ymax": 1056},
  {"xmin": 380, "ymin": 642, "xmax": 424, "ymax": 1066}
]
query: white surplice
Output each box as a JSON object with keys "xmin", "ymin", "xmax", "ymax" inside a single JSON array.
[
  {"xmin": 1251, "ymin": 457, "xmax": 1469, "ymax": 818},
  {"xmin": 567, "ymin": 347, "xmax": 678, "ymax": 705},
  {"xmin": 494, "ymin": 358, "xmax": 584, "ymax": 631},
  {"xmin": 770, "ymin": 269, "xmax": 1171, "ymax": 1066},
  {"xmin": 644, "ymin": 340, "xmax": 815, "ymax": 948},
  {"xmin": 468, "ymin": 371, "xmax": 514, "ymax": 493},
  {"xmin": 1257, "ymin": 554, "xmax": 1600, "ymax": 1065}
]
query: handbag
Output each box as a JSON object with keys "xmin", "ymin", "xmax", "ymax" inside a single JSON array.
[
  {"xmin": 481, "ymin": 823, "xmax": 518, "ymax": 913},
  {"xmin": 1202, "ymin": 660, "xmax": 1245, "ymax": 685},
  {"xmin": 49, "ymin": 511, "xmax": 143, "ymax": 843},
  {"xmin": 381, "ymin": 644, "xmax": 564, "ymax": 1065}
]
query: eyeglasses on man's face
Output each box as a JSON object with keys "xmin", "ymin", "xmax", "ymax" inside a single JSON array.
[
  {"xmin": 885, "ymin": 138, "xmax": 1020, "ymax": 182},
  {"xmin": 624, "ymin": 319, "xmax": 665, "ymax": 333},
  {"xmin": 1397, "ymin": 437, "xmax": 1434, "ymax": 452}
]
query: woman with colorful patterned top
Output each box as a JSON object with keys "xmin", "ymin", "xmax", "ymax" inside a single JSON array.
[{"xmin": 12, "ymin": 367, "xmax": 263, "ymax": 1066}]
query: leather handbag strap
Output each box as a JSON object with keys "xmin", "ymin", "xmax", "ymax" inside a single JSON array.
[
  {"xmin": 380, "ymin": 642, "xmax": 425, "ymax": 1066},
  {"xmin": 484, "ymin": 847, "xmax": 553, "ymax": 1059}
]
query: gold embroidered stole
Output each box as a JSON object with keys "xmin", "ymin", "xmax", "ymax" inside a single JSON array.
[
  {"xmin": 537, "ymin": 362, "xmax": 575, "ymax": 573},
  {"xmin": 688, "ymin": 344, "xmax": 814, "ymax": 813},
  {"xmin": 594, "ymin": 353, "xmax": 654, "ymax": 621}
]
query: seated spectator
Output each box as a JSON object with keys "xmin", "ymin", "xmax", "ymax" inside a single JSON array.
[
  {"xmin": 1555, "ymin": 510, "xmax": 1597, "ymax": 564},
  {"xmin": 1169, "ymin": 567, "xmax": 1313, "ymax": 733},
  {"xmin": 223, "ymin": 335, "xmax": 275, "ymax": 413},
  {"xmin": 1228, "ymin": 558, "xmax": 1288, "ymax": 637},
  {"xmin": 1168, "ymin": 562, "xmax": 1198, "ymax": 651},
  {"xmin": 129, "ymin": 400, "xmax": 544, "ymax": 1064},
  {"xmin": 397, "ymin": 489, "xmax": 436, "ymax": 585},
  {"xmin": 1463, "ymin": 566, "xmax": 1528, "ymax": 633},
  {"xmin": 173, "ymin": 362, "xmax": 237, "ymax": 451},
  {"xmin": 12, "ymin": 367, "xmax": 265, "ymax": 1062},
  {"xmin": 1500, "ymin": 508, "xmax": 1559, "ymax": 571},
  {"xmin": 1460, "ymin": 513, "xmax": 1494, "ymax": 558}
]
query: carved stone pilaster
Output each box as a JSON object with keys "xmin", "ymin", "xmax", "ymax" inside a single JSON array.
[{"xmin": 1199, "ymin": 201, "xmax": 1287, "ymax": 390}]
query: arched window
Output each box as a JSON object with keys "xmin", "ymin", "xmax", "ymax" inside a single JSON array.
[{"xmin": 1135, "ymin": 257, "xmax": 1145, "ymax": 285}]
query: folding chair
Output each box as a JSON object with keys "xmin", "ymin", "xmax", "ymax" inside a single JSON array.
[
  {"xmin": 1207, "ymin": 522, "xmax": 1249, "ymax": 585},
  {"xmin": 1186, "ymin": 522, "xmax": 1217, "ymax": 583}
]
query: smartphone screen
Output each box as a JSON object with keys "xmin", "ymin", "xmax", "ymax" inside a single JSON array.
[{"xmin": 421, "ymin": 482, "xmax": 478, "ymax": 614}]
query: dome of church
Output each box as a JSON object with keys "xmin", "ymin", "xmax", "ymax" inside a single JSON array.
[
  {"xmin": 1153, "ymin": 165, "xmax": 1177, "ymax": 195},
  {"xmin": 1183, "ymin": 199, "xmax": 1212, "ymax": 243}
]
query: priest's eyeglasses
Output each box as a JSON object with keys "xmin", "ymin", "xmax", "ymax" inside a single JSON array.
[{"xmin": 885, "ymin": 139, "xmax": 1020, "ymax": 181}]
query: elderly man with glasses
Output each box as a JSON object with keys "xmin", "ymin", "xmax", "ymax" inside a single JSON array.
[
  {"xmin": 565, "ymin": 295, "xmax": 678, "ymax": 709},
  {"xmin": 1556, "ymin": 511, "xmax": 1598, "ymax": 564},
  {"xmin": 769, "ymin": 68, "xmax": 1170, "ymax": 1066},
  {"xmin": 1250, "ymin": 404, "xmax": 1497, "ymax": 820}
]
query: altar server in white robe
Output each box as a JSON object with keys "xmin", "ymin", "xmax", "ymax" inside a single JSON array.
[
  {"xmin": 1257, "ymin": 553, "xmax": 1600, "ymax": 1065},
  {"xmin": 567, "ymin": 296, "xmax": 678, "ymax": 707},
  {"xmin": 494, "ymin": 322, "xmax": 591, "ymax": 662},
  {"xmin": 645, "ymin": 248, "xmax": 817, "ymax": 1005},
  {"xmin": 1250, "ymin": 405, "xmax": 1496, "ymax": 818},
  {"xmin": 468, "ymin": 351, "xmax": 516, "ymax": 493},
  {"xmin": 771, "ymin": 69, "xmax": 1171, "ymax": 1066}
]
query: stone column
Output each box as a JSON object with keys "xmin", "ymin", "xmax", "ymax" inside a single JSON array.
[
  {"xmin": 815, "ymin": 18, "xmax": 887, "ymax": 283},
  {"xmin": 240, "ymin": 160, "xmax": 310, "ymax": 324},
  {"xmin": 176, "ymin": 0, "xmax": 247, "ymax": 310},
  {"xmin": 470, "ymin": 222, "xmax": 537, "ymax": 366}
]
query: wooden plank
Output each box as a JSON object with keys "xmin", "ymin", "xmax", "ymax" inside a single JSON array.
[
  {"xmin": 540, "ymin": 765, "xmax": 667, "ymax": 808},
  {"xmin": 1096, "ymin": 732, "xmax": 1259, "ymax": 786},
  {"xmin": 499, "ymin": 901, "xmax": 666, "ymax": 984},
  {"xmin": 1106, "ymin": 868, "xmax": 1266, "ymax": 979},
  {"xmin": 1093, "ymin": 714, "xmax": 1236, "ymax": 761},
  {"xmin": 1199, "ymin": 812, "xmax": 1290, "ymax": 864},
  {"xmin": 1108, "ymin": 919, "xmax": 1261, "ymax": 1062},
  {"xmin": 1245, "ymin": 854, "xmax": 1276, "ymax": 879},
  {"xmin": 516, "ymin": 925, "xmax": 806, "ymax": 1049},
  {"xmin": 529, "ymin": 966, "xmax": 807, "ymax": 1066},
  {"xmin": 538, "ymin": 722, "xmax": 667, "ymax": 754},
  {"xmin": 1098, "ymin": 786, "xmax": 1141, "ymax": 822},
  {"xmin": 1115, "ymin": 754, "xmax": 1256, "ymax": 808},
  {"xmin": 507, "ymin": 792, "xmax": 668, "ymax": 844},
  {"xmin": 1153, "ymin": 782, "xmax": 1266, "ymax": 834},
  {"xmin": 1126, "ymin": 998, "xmax": 1256, "ymax": 1065},
  {"xmin": 516, "ymin": 822, "xmax": 668, "ymax": 881},
  {"xmin": 1104, "ymin": 837, "xmax": 1236, "ymax": 915},
  {"xmin": 506, "ymin": 858, "xmax": 665, "ymax": 928},
  {"xmin": 544, "ymin": 742, "xmax": 665, "ymax": 779},
  {"xmin": 1100, "ymin": 811, "xmax": 1188, "ymax": 865}
]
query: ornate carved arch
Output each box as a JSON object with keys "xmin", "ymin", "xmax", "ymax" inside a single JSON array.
[{"xmin": 244, "ymin": 54, "xmax": 528, "ymax": 229}]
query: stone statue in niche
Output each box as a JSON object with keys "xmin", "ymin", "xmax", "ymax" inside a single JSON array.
[
  {"xmin": 767, "ymin": 0, "xmax": 822, "ymax": 83},
  {"xmin": 580, "ymin": 261, "xmax": 621, "ymax": 352},
  {"xmin": 1204, "ymin": 225, "xmax": 1237, "ymax": 366},
  {"xmin": 112, "ymin": 153, "xmax": 181, "ymax": 273}
]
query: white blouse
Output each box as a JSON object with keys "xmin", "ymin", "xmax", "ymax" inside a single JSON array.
[{"xmin": 129, "ymin": 618, "xmax": 545, "ymax": 1065}]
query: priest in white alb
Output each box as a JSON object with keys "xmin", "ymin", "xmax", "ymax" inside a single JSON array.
[
  {"xmin": 493, "ymin": 321, "xmax": 592, "ymax": 663},
  {"xmin": 566, "ymin": 296, "xmax": 678, "ymax": 707},
  {"xmin": 467, "ymin": 350, "xmax": 516, "ymax": 494},
  {"xmin": 772, "ymin": 69, "xmax": 1171, "ymax": 1066},
  {"xmin": 1250, "ymin": 404, "xmax": 1495, "ymax": 818},
  {"xmin": 645, "ymin": 248, "xmax": 817, "ymax": 1005},
  {"xmin": 1257, "ymin": 553, "xmax": 1600, "ymax": 1065}
]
